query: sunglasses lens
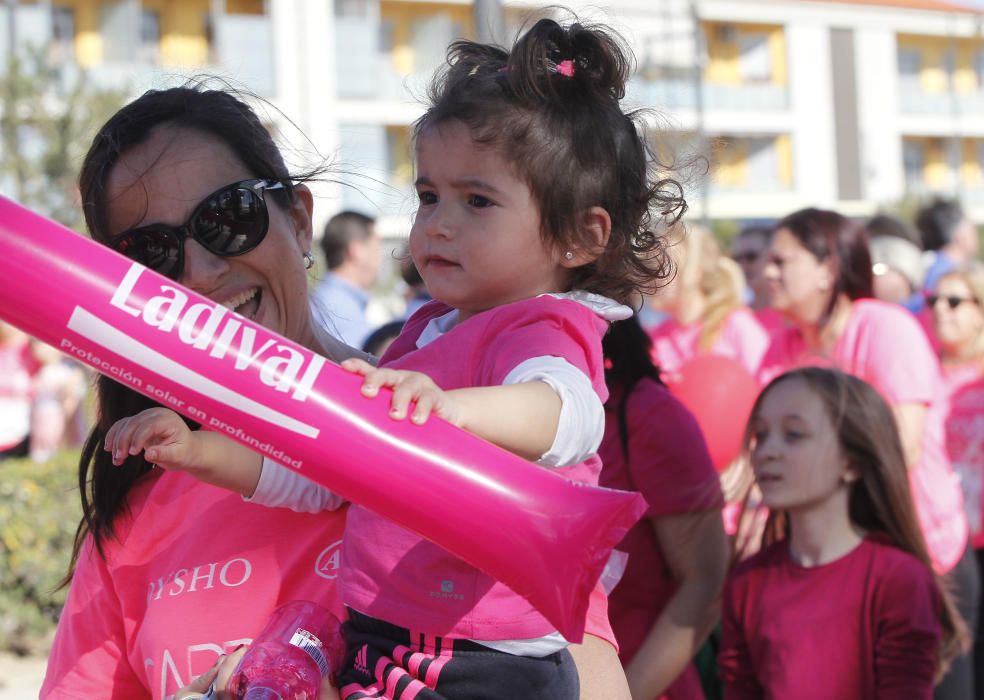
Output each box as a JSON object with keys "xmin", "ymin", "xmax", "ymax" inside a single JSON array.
[
  {"xmin": 114, "ymin": 228, "xmax": 182, "ymax": 279},
  {"xmin": 193, "ymin": 186, "xmax": 268, "ymax": 256}
]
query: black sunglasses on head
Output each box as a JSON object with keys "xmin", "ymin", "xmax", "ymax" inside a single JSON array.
[
  {"xmin": 927, "ymin": 294, "xmax": 979, "ymax": 310},
  {"xmin": 109, "ymin": 178, "xmax": 286, "ymax": 280}
]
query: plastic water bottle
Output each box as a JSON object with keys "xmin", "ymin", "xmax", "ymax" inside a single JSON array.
[{"xmin": 229, "ymin": 600, "xmax": 344, "ymax": 700}]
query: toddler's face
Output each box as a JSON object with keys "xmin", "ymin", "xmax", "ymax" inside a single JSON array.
[{"xmin": 409, "ymin": 120, "xmax": 569, "ymax": 321}]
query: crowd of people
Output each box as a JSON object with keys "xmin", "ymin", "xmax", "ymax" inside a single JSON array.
[
  {"xmin": 28, "ymin": 12, "xmax": 984, "ymax": 700},
  {"xmin": 0, "ymin": 321, "xmax": 87, "ymax": 463}
]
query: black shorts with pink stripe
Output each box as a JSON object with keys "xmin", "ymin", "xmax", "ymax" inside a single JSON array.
[{"xmin": 337, "ymin": 609, "xmax": 579, "ymax": 700}]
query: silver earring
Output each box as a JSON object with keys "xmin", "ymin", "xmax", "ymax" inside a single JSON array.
[
  {"xmin": 564, "ymin": 251, "xmax": 574, "ymax": 261},
  {"xmin": 303, "ymin": 251, "xmax": 315, "ymax": 270}
]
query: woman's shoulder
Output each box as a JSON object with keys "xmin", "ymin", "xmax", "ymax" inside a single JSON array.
[{"xmin": 848, "ymin": 298, "xmax": 921, "ymax": 331}]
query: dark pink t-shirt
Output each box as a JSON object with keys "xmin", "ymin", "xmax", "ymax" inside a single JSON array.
[
  {"xmin": 341, "ymin": 296, "xmax": 610, "ymax": 641},
  {"xmin": 759, "ymin": 299, "xmax": 968, "ymax": 573},
  {"xmin": 939, "ymin": 361, "xmax": 984, "ymax": 548},
  {"xmin": 719, "ymin": 537, "xmax": 941, "ymax": 700},
  {"xmin": 41, "ymin": 471, "xmax": 347, "ymax": 700},
  {"xmin": 599, "ymin": 378, "xmax": 723, "ymax": 699}
]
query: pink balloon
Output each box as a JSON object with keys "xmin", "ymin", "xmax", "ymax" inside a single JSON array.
[
  {"xmin": 0, "ymin": 196, "xmax": 645, "ymax": 642},
  {"xmin": 668, "ymin": 354, "xmax": 760, "ymax": 472}
]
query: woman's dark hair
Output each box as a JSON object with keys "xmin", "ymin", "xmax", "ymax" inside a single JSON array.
[
  {"xmin": 747, "ymin": 367, "xmax": 968, "ymax": 675},
  {"xmin": 65, "ymin": 85, "xmax": 314, "ymax": 583},
  {"xmin": 414, "ymin": 17, "xmax": 686, "ymax": 305},
  {"xmin": 776, "ymin": 207, "xmax": 873, "ymax": 323},
  {"xmin": 602, "ymin": 316, "xmax": 662, "ymax": 460}
]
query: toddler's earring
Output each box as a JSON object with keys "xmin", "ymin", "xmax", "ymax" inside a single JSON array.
[
  {"xmin": 564, "ymin": 251, "xmax": 574, "ymax": 261},
  {"xmin": 818, "ymin": 278, "xmax": 830, "ymax": 291},
  {"xmin": 303, "ymin": 251, "xmax": 315, "ymax": 270}
]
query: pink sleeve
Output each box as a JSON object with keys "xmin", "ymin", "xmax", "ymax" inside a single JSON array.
[
  {"xmin": 718, "ymin": 309, "xmax": 771, "ymax": 377},
  {"xmin": 625, "ymin": 381, "xmax": 724, "ymax": 517},
  {"xmin": 476, "ymin": 299, "xmax": 604, "ymax": 389},
  {"xmin": 719, "ymin": 575, "xmax": 763, "ymax": 700},
  {"xmin": 872, "ymin": 557, "xmax": 941, "ymax": 699},
  {"xmin": 41, "ymin": 538, "xmax": 146, "ymax": 699},
  {"xmin": 848, "ymin": 304, "xmax": 940, "ymax": 406}
]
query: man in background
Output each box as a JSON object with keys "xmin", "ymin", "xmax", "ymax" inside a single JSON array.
[
  {"xmin": 311, "ymin": 211, "xmax": 381, "ymax": 348},
  {"xmin": 916, "ymin": 197, "xmax": 979, "ymax": 293}
]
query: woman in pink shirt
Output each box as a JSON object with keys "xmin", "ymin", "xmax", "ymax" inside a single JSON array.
[
  {"xmin": 599, "ymin": 316, "xmax": 728, "ymax": 699},
  {"xmin": 931, "ymin": 262, "xmax": 984, "ymax": 697},
  {"xmin": 648, "ymin": 225, "xmax": 771, "ymax": 380},
  {"xmin": 758, "ymin": 207, "xmax": 977, "ymax": 699},
  {"xmin": 75, "ymin": 17, "xmax": 688, "ymax": 699}
]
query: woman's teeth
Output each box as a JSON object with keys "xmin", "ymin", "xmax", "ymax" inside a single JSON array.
[{"xmin": 221, "ymin": 288, "xmax": 260, "ymax": 318}]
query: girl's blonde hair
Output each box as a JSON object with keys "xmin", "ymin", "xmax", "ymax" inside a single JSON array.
[
  {"xmin": 938, "ymin": 261, "xmax": 984, "ymax": 360},
  {"xmin": 746, "ymin": 368, "xmax": 969, "ymax": 677},
  {"xmin": 674, "ymin": 225, "xmax": 744, "ymax": 350}
]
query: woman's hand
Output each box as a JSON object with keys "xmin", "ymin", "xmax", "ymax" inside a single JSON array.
[
  {"xmin": 341, "ymin": 358, "xmax": 464, "ymax": 426},
  {"xmin": 171, "ymin": 646, "xmax": 247, "ymax": 699},
  {"xmin": 104, "ymin": 407, "xmax": 202, "ymax": 470}
]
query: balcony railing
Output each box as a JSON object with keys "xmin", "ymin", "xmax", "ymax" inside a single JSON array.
[
  {"xmin": 627, "ymin": 77, "xmax": 789, "ymax": 111},
  {"xmin": 899, "ymin": 83, "xmax": 984, "ymax": 117},
  {"xmin": 0, "ymin": 7, "xmax": 274, "ymax": 97},
  {"xmin": 334, "ymin": 17, "xmax": 439, "ymax": 102}
]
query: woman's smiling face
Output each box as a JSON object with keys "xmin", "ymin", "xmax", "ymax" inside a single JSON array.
[{"xmin": 103, "ymin": 125, "xmax": 315, "ymax": 344}]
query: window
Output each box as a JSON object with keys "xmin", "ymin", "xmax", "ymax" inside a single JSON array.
[
  {"xmin": 335, "ymin": 0, "xmax": 368, "ymax": 19},
  {"xmin": 897, "ymin": 48, "xmax": 920, "ymax": 84},
  {"xmin": 137, "ymin": 9, "xmax": 160, "ymax": 62},
  {"xmin": 943, "ymin": 47, "xmax": 956, "ymax": 91},
  {"xmin": 738, "ymin": 33, "xmax": 771, "ymax": 83},
  {"xmin": 903, "ymin": 140, "xmax": 925, "ymax": 190},
  {"xmin": 50, "ymin": 5, "xmax": 75, "ymax": 62},
  {"xmin": 746, "ymin": 137, "xmax": 779, "ymax": 188}
]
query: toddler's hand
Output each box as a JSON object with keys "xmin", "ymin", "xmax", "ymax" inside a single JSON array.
[
  {"xmin": 104, "ymin": 407, "xmax": 202, "ymax": 471},
  {"xmin": 341, "ymin": 358, "xmax": 463, "ymax": 426}
]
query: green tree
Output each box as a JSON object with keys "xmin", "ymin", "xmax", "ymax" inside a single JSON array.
[{"xmin": 0, "ymin": 46, "xmax": 124, "ymax": 231}]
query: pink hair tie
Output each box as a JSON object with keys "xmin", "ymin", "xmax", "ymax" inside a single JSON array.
[{"xmin": 556, "ymin": 59, "xmax": 575, "ymax": 77}]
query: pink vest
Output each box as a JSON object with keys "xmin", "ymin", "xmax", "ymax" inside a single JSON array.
[{"xmin": 341, "ymin": 297, "xmax": 609, "ymax": 640}]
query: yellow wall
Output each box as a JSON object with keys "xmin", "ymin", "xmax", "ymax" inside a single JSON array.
[
  {"xmin": 53, "ymin": 0, "xmax": 216, "ymax": 67},
  {"xmin": 776, "ymin": 134, "xmax": 792, "ymax": 187},
  {"xmin": 387, "ymin": 125, "xmax": 413, "ymax": 187},
  {"xmin": 380, "ymin": 1, "xmax": 473, "ymax": 75},
  {"xmin": 227, "ymin": 0, "xmax": 263, "ymax": 13},
  {"xmin": 713, "ymin": 137, "xmax": 747, "ymax": 187},
  {"xmin": 703, "ymin": 21, "xmax": 786, "ymax": 86},
  {"xmin": 962, "ymin": 139, "xmax": 981, "ymax": 186},
  {"xmin": 898, "ymin": 34, "xmax": 984, "ymax": 94},
  {"xmin": 53, "ymin": 0, "xmax": 101, "ymax": 66},
  {"xmin": 146, "ymin": 0, "xmax": 210, "ymax": 66},
  {"xmin": 924, "ymin": 138, "xmax": 949, "ymax": 188}
]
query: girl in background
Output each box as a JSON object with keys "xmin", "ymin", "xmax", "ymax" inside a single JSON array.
[
  {"xmin": 720, "ymin": 367, "xmax": 966, "ymax": 699},
  {"xmin": 599, "ymin": 316, "xmax": 727, "ymax": 699}
]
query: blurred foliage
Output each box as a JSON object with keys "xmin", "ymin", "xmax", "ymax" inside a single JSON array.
[
  {"xmin": 0, "ymin": 450, "xmax": 80, "ymax": 656},
  {"xmin": 0, "ymin": 46, "xmax": 124, "ymax": 231}
]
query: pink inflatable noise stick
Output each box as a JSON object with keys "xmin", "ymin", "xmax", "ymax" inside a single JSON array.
[{"xmin": 0, "ymin": 195, "xmax": 647, "ymax": 641}]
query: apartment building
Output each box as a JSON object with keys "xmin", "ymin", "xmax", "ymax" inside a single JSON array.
[{"xmin": 4, "ymin": 0, "xmax": 984, "ymax": 232}]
